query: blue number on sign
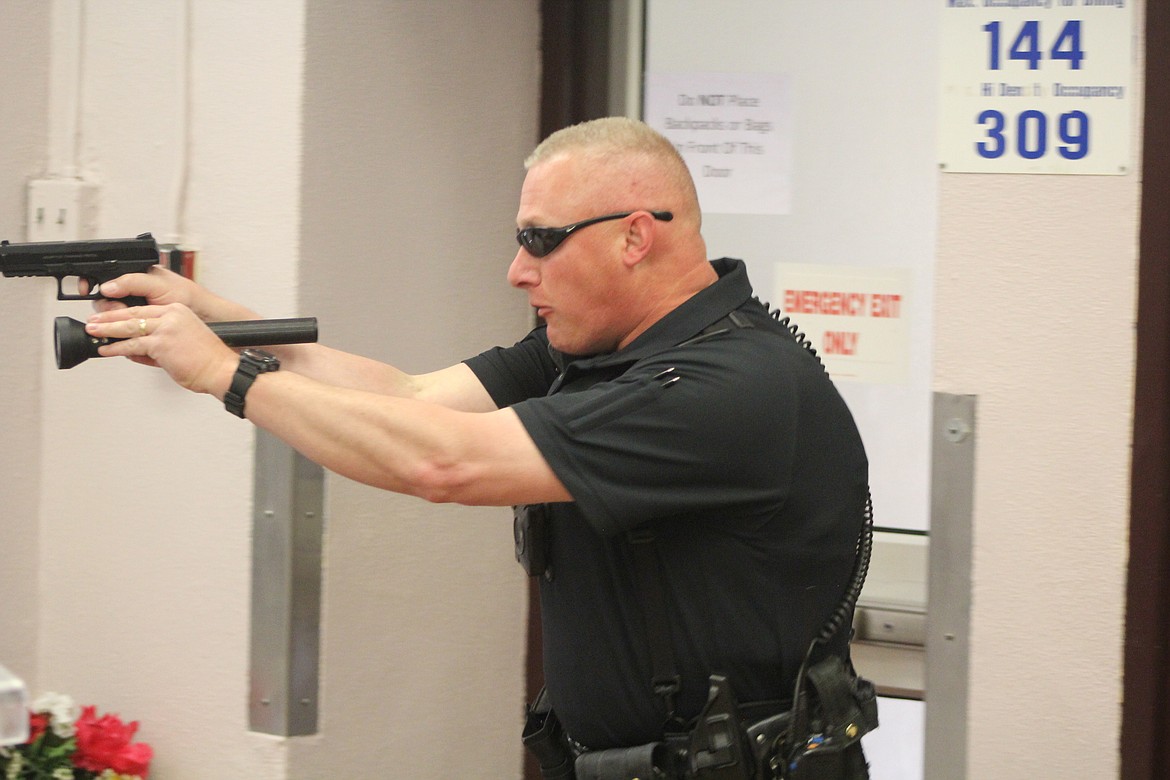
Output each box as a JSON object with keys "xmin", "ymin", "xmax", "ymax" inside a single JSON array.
[
  {"xmin": 984, "ymin": 20, "xmax": 1087, "ymax": 71},
  {"xmin": 975, "ymin": 110, "xmax": 1092, "ymax": 161},
  {"xmin": 1059, "ymin": 111, "xmax": 1090, "ymax": 160},
  {"xmin": 1017, "ymin": 110, "xmax": 1047, "ymax": 159},
  {"xmin": 976, "ymin": 110, "xmax": 1007, "ymax": 158},
  {"xmin": 984, "ymin": 21, "xmax": 1002, "ymax": 70},
  {"xmin": 1010, "ymin": 21, "xmax": 1043, "ymax": 70},
  {"xmin": 1050, "ymin": 20, "xmax": 1085, "ymax": 70}
]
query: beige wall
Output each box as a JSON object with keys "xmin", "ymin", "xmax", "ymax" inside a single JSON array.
[
  {"xmin": 0, "ymin": 0, "xmax": 49, "ymax": 694},
  {"xmin": 933, "ymin": 16, "xmax": 1143, "ymax": 775},
  {"xmin": 289, "ymin": 2, "xmax": 538, "ymax": 777},
  {"xmin": 935, "ymin": 176, "xmax": 1138, "ymax": 775}
]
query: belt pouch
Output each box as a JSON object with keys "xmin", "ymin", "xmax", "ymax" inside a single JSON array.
[
  {"xmin": 687, "ymin": 675, "xmax": 754, "ymax": 779},
  {"xmin": 523, "ymin": 689, "xmax": 575, "ymax": 780}
]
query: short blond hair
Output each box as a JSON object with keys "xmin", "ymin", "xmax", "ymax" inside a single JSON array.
[{"xmin": 526, "ymin": 117, "xmax": 700, "ymax": 218}]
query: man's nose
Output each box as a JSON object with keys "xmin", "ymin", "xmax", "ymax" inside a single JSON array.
[{"xmin": 507, "ymin": 247, "xmax": 540, "ymax": 288}]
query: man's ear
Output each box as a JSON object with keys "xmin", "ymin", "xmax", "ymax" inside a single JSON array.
[{"xmin": 621, "ymin": 211, "xmax": 658, "ymax": 268}]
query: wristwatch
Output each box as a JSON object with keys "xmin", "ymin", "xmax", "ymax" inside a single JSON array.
[{"xmin": 224, "ymin": 348, "xmax": 280, "ymax": 418}]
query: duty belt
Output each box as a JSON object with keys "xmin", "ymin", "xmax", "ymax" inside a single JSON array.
[{"xmin": 525, "ymin": 666, "xmax": 876, "ymax": 779}]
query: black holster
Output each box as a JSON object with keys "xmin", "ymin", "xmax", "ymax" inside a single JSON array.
[{"xmin": 748, "ymin": 656, "xmax": 876, "ymax": 780}]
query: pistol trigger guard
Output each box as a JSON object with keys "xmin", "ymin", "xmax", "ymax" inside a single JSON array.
[
  {"xmin": 55, "ymin": 276, "xmax": 72, "ymax": 301},
  {"xmin": 55, "ymin": 275, "xmax": 103, "ymax": 302}
]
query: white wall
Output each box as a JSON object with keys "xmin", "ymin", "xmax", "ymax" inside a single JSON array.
[{"xmin": 0, "ymin": 2, "xmax": 538, "ymax": 778}]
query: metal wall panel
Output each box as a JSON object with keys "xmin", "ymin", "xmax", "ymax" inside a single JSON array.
[
  {"xmin": 248, "ymin": 430, "xmax": 325, "ymax": 736},
  {"xmin": 924, "ymin": 393, "xmax": 976, "ymax": 778}
]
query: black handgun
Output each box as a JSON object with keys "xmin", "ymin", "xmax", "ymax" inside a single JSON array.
[{"xmin": 0, "ymin": 232, "xmax": 158, "ymax": 306}]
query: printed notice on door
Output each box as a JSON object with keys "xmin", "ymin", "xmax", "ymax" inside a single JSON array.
[
  {"xmin": 644, "ymin": 72, "xmax": 792, "ymax": 215},
  {"xmin": 775, "ymin": 264, "xmax": 912, "ymax": 385}
]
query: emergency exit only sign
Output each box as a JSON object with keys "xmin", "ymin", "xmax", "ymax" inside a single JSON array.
[
  {"xmin": 775, "ymin": 264, "xmax": 912, "ymax": 386},
  {"xmin": 939, "ymin": 0, "xmax": 1134, "ymax": 175}
]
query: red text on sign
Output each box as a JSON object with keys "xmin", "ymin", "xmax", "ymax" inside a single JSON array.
[
  {"xmin": 784, "ymin": 290, "xmax": 868, "ymax": 316},
  {"xmin": 822, "ymin": 331, "xmax": 859, "ymax": 355},
  {"xmin": 870, "ymin": 294, "xmax": 902, "ymax": 318}
]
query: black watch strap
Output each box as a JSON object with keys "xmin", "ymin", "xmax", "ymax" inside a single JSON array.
[{"xmin": 224, "ymin": 349, "xmax": 280, "ymax": 418}]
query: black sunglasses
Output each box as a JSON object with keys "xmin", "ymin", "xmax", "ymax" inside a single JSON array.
[{"xmin": 516, "ymin": 210, "xmax": 674, "ymax": 258}]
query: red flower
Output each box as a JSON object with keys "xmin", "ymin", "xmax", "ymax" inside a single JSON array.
[
  {"xmin": 72, "ymin": 705, "xmax": 153, "ymax": 778},
  {"xmin": 26, "ymin": 711, "xmax": 49, "ymax": 744}
]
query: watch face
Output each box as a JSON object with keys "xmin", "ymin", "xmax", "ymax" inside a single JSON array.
[{"xmin": 241, "ymin": 348, "xmax": 280, "ymax": 370}]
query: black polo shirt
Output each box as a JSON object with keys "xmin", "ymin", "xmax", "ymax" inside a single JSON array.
[{"xmin": 464, "ymin": 258, "xmax": 869, "ymax": 749}]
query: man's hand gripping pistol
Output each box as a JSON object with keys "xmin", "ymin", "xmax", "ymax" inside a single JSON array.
[
  {"xmin": 0, "ymin": 232, "xmax": 159, "ymax": 306},
  {"xmin": 1, "ymin": 232, "xmax": 319, "ymax": 369}
]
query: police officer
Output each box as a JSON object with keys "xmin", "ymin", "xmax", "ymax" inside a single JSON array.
[{"xmin": 87, "ymin": 117, "xmax": 869, "ymax": 775}]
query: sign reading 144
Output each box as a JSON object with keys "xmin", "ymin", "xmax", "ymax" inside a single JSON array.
[{"xmin": 939, "ymin": 2, "xmax": 1133, "ymax": 176}]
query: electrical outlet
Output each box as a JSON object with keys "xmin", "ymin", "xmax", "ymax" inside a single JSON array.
[{"xmin": 26, "ymin": 178, "xmax": 99, "ymax": 243}]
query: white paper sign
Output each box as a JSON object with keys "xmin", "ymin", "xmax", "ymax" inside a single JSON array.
[
  {"xmin": 776, "ymin": 264, "xmax": 913, "ymax": 385},
  {"xmin": 939, "ymin": 0, "xmax": 1133, "ymax": 175},
  {"xmin": 643, "ymin": 72, "xmax": 792, "ymax": 214}
]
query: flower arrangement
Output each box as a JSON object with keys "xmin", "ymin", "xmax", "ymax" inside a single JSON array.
[{"xmin": 0, "ymin": 693, "xmax": 152, "ymax": 780}]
